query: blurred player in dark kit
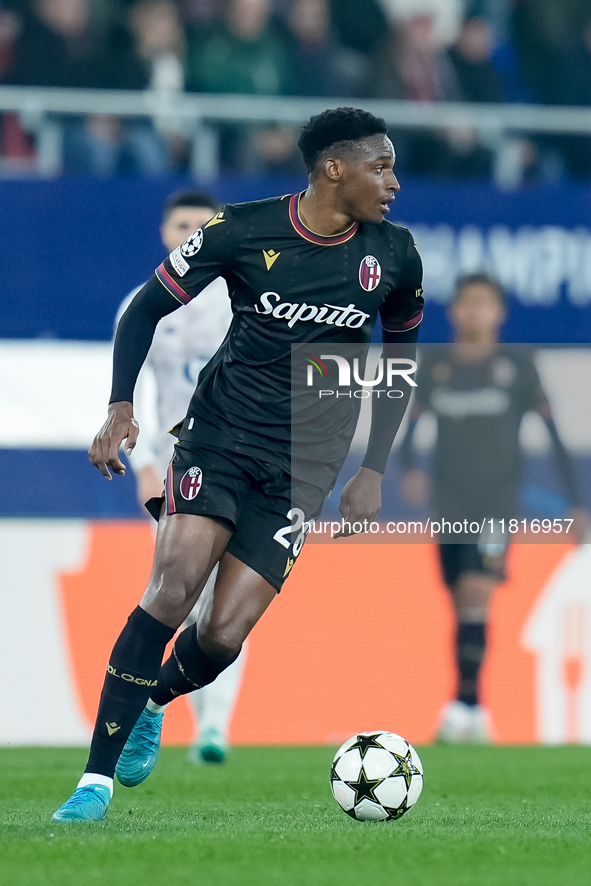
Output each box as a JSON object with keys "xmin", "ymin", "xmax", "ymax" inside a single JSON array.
[
  {"xmin": 116, "ymin": 190, "xmax": 245, "ymax": 766},
  {"xmin": 400, "ymin": 274, "xmax": 588, "ymax": 743},
  {"xmin": 53, "ymin": 107, "xmax": 424, "ymax": 821}
]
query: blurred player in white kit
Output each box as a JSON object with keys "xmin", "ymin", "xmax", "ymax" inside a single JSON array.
[{"xmin": 116, "ymin": 190, "xmax": 245, "ymax": 763}]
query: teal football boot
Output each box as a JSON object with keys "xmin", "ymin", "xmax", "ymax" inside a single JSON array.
[
  {"xmin": 115, "ymin": 707, "xmax": 164, "ymax": 787},
  {"xmin": 52, "ymin": 785, "xmax": 110, "ymax": 822},
  {"xmin": 187, "ymin": 727, "xmax": 228, "ymax": 765}
]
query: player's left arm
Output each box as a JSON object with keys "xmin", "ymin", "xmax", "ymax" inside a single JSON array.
[{"xmin": 336, "ymin": 232, "xmax": 423, "ymax": 536}]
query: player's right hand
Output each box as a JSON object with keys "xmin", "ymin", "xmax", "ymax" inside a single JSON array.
[{"xmin": 88, "ymin": 401, "xmax": 139, "ymax": 480}]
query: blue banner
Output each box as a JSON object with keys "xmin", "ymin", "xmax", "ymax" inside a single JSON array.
[{"xmin": 1, "ymin": 175, "xmax": 590, "ymax": 343}]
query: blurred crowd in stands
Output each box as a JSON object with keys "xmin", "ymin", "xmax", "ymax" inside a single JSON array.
[{"xmin": 1, "ymin": 0, "xmax": 591, "ymax": 180}]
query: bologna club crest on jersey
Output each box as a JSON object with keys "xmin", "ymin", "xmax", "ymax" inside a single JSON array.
[
  {"xmin": 359, "ymin": 255, "xmax": 381, "ymax": 291},
  {"xmin": 180, "ymin": 466, "xmax": 203, "ymax": 500}
]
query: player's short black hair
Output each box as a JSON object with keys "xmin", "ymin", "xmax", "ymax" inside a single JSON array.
[
  {"xmin": 163, "ymin": 190, "xmax": 219, "ymax": 220},
  {"xmin": 298, "ymin": 107, "xmax": 388, "ymax": 174},
  {"xmin": 452, "ymin": 273, "xmax": 506, "ymax": 307}
]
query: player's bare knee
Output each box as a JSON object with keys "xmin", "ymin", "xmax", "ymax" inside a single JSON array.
[{"xmin": 142, "ymin": 565, "xmax": 201, "ymax": 621}]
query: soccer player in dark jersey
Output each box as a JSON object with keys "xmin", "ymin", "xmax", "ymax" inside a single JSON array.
[
  {"xmin": 52, "ymin": 107, "xmax": 424, "ymax": 822},
  {"xmin": 399, "ymin": 274, "xmax": 588, "ymax": 743}
]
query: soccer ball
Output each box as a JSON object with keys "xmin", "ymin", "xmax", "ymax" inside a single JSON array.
[{"xmin": 330, "ymin": 731, "xmax": 423, "ymax": 821}]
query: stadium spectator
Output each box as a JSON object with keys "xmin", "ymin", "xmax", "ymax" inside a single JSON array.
[
  {"xmin": 129, "ymin": 0, "xmax": 185, "ymax": 91},
  {"xmin": 4, "ymin": 0, "xmax": 591, "ymax": 181},
  {"xmin": 447, "ymin": 16, "xmax": 505, "ymax": 104},
  {"xmin": 178, "ymin": 0, "xmax": 226, "ymax": 26},
  {"xmin": 185, "ymin": 0, "xmax": 292, "ymax": 95},
  {"xmin": 9, "ymin": 0, "xmax": 108, "ymax": 88},
  {"xmin": 378, "ymin": 0, "xmax": 463, "ymax": 48},
  {"xmin": 377, "ymin": 14, "xmax": 459, "ymax": 103},
  {"xmin": 473, "ymin": 0, "xmax": 532, "ymax": 106},
  {"xmin": 372, "ymin": 14, "xmax": 492, "ymax": 180},
  {"xmin": 327, "ymin": 0, "xmax": 387, "ymax": 58},
  {"xmin": 285, "ymin": 0, "xmax": 340, "ymax": 97},
  {"xmin": 510, "ymin": 1, "xmax": 591, "ymax": 181},
  {"xmin": 0, "ymin": 2, "xmax": 17, "ymax": 80},
  {"xmin": 128, "ymin": 0, "xmax": 190, "ymax": 168},
  {"xmin": 8, "ymin": 0, "xmax": 169, "ymax": 174},
  {"xmin": 465, "ymin": 0, "xmax": 511, "ymax": 42},
  {"xmin": 322, "ymin": 0, "xmax": 387, "ymax": 95},
  {"xmin": 510, "ymin": 0, "xmax": 590, "ymax": 106},
  {"xmin": 185, "ymin": 0, "xmax": 296, "ymax": 172}
]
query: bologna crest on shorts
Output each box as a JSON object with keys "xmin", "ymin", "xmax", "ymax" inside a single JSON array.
[
  {"xmin": 359, "ymin": 255, "xmax": 381, "ymax": 291},
  {"xmin": 180, "ymin": 466, "xmax": 202, "ymax": 500}
]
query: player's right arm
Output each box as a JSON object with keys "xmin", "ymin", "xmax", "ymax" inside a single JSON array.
[
  {"xmin": 89, "ymin": 207, "xmax": 236, "ymax": 479},
  {"xmin": 88, "ymin": 280, "xmax": 181, "ymax": 479}
]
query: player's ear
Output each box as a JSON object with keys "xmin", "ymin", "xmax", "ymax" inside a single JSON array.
[{"xmin": 323, "ymin": 157, "xmax": 343, "ymax": 182}]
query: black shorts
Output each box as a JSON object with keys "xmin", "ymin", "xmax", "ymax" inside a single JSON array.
[
  {"xmin": 438, "ymin": 543, "xmax": 508, "ymax": 589},
  {"xmin": 146, "ymin": 441, "xmax": 325, "ymax": 592}
]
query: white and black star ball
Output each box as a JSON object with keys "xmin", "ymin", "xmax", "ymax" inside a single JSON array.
[
  {"xmin": 330, "ymin": 731, "xmax": 423, "ymax": 821},
  {"xmin": 180, "ymin": 228, "xmax": 204, "ymax": 258}
]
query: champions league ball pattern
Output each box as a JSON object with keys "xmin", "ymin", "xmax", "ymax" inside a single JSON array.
[
  {"xmin": 330, "ymin": 731, "xmax": 423, "ymax": 821},
  {"xmin": 180, "ymin": 228, "xmax": 204, "ymax": 258}
]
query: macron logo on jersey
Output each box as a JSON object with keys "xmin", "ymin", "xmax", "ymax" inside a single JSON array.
[{"xmin": 255, "ymin": 292, "xmax": 370, "ymax": 329}]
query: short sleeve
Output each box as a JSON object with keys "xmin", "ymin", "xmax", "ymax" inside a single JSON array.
[
  {"xmin": 379, "ymin": 231, "xmax": 424, "ymax": 333},
  {"xmin": 155, "ymin": 205, "xmax": 237, "ymax": 305}
]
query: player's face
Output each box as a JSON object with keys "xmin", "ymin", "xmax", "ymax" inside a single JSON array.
[
  {"xmin": 339, "ymin": 135, "xmax": 400, "ymax": 224},
  {"xmin": 161, "ymin": 206, "xmax": 216, "ymax": 252},
  {"xmin": 450, "ymin": 284, "xmax": 505, "ymax": 341}
]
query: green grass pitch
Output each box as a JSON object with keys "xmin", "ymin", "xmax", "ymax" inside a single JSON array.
[{"xmin": 2, "ymin": 745, "xmax": 591, "ymax": 886}]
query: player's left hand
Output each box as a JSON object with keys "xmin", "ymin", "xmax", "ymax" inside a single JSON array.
[
  {"xmin": 567, "ymin": 506, "xmax": 590, "ymax": 544},
  {"xmin": 334, "ymin": 467, "xmax": 382, "ymax": 538}
]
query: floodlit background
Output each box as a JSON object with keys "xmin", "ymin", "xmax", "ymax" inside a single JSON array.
[{"xmin": 1, "ymin": 0, "xmax": 591, "ymax": 748}]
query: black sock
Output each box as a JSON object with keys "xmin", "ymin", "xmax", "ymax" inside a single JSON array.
[
  {"xmin": 150, "ymin": 623, "xmax": 240, "ymax": 707},
  {"xmin": 457, "ymin": 621, "xmax": 486, "ymax": 707},
  {"xmin": 85, "ymin": 606, "xmax": 175, "ymax": 778}
]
